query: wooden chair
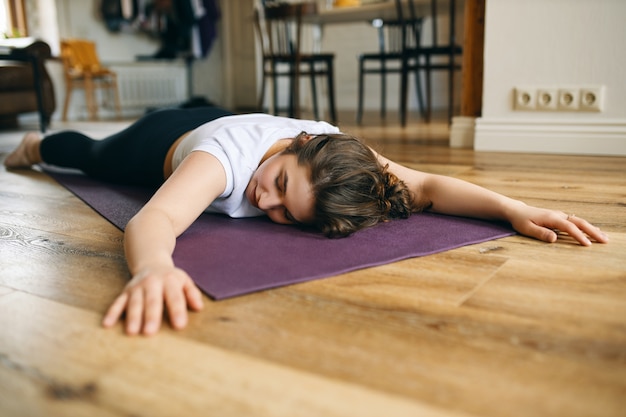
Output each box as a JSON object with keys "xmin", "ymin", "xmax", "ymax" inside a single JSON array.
[
  {"xmin": 395, "ymin": 0, "xmax": 463, "ymax": 125},
  {"xmin": 356, "ymin": 17, "xmax": 425, "ymax": 124},
  {"xmin": 60, "ymin": 39, "xmax": 121, "ymax": 121},
  {"xmin": 255, "ymin": 2, "xmax": 337, "ymax": 123}
]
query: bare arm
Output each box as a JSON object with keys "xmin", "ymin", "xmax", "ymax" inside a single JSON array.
[
  {"xmin": 377, "ymin": 153, "xmax": 608, "ymax": 246},
  {"xmin": 103, "ymin": 152, "xmax": 227, "ymax": 335}
]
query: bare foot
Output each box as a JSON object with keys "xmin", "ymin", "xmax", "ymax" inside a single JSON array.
[{"xmin": 4, "ymin": 132, "xmax": 43, "ymax": 168}]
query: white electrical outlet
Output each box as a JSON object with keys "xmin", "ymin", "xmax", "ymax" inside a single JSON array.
[
  {"xmin": 514, "ymin": 88, "xmax": 536, "ymax": 110},
  {"xmin": 580, "ymin": 86, "xmax": 605, "ymax": 112},
  {"xmin": 514, "ymin": 85, "xmax": 606, "ymax": 112},
  {"xmin": 536, "ymin": 88, "xmax": 558, "ymax": 111},
  {"xmin": 558, "ymin": 89, "xmax": 580, "ymax": 111}
]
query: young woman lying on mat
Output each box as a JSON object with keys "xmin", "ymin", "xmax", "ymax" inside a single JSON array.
[{"xmin": 4, "ymin": 107, "xmax": 608, "ymax": 336}]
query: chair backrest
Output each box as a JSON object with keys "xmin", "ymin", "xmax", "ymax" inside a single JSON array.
[
  {"xmin": 371, "ymin": 17, "xmax": 422, "ymax": 54},
  {"xmin": 60, "ymin": 39, "xmax": 105, "ymax": 75},
  {"xmin": 254, "ymin": 1, "xmax": 321, "ymax": 120},
  {"xmin": 258, "ymin": 2, "xmax": 319, "ymax": 59},
  {"xmin": 395, "ymin": 0, "xmax": 458, "ymax": 49}
]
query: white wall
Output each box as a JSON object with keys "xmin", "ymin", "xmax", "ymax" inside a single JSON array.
[{"xmin": 473, "ymin": 0, "xmax": 626, "ymax": 155}]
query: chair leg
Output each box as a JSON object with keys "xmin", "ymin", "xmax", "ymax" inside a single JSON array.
[
  {"xmin": 326, "ymin": 59, "xmax": 337, "ymax": 125},
  {"xmin": 84, "ymin": 76, "xmax": 98, "ymax": 120},
  {"xmin": 356, "ymin": 58, "xmax": 365, "ymax": 125},
  {"xmin": 425, "ymin": 56, "xmax": 432, "ymax": 123},
  {"xmin": 447, "ymin": 61, "xmax": 454, "ymax": 124},
  {"xmin": 271, "ymin": 63, "xmax": 279, "ymax": 116},
  {"xmin": 62, "ymin": 84, "xmax": 72, "ymax": 122},
  {"xmin": 259, "ymin": 68, "xmax": 267, "ymax": 112},
  {"xmin": 309, "ymin": 62, "xmax": 319, "ymax": 120},
  {"xmin": 110, "ymin": 76, "xmax": 122, "ymax": 120},
  {"xmin": 288, "ymin": 65, "xmax": 297, "ymax": 119},
  {"xmin": 399, "ymin": 57, "xmax": 409, "ymax": 127},
  {"xmin": 381, "ymin": 59, "xmax": 387, "ymax": 119},
  {"xmin": 414, "ymin": 65, "xmax": 426, "ymax": 120}
]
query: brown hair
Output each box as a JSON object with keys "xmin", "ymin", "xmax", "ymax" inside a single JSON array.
[{"xmin": 284, "ymin": 132, "xmax": 415, "ymax": 237}]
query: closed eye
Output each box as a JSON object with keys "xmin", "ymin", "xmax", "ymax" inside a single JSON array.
[
  {"xmin": 275, "ymin": 171, "xmax": 289, "ymax": 194},
  {"xmin": 283, "ymin": 172, "xmax": 288, "ymax": 195},
  {"xmin": 275, "ymin": 176, "xmax": 281, "ymax": 192},
  {"xmin": 281, "ymin": 173, "xmax": 296, "ymax": 223},
  {"xmin": 280, "ymin": 172, "xmax": 298, "ymax": 223},
  {"xmin": 275, "ymin": 172, "xmax": 285, "ymax": 194}
]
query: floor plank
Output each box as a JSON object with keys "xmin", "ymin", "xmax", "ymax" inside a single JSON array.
[{"xmin": 0, "ymin": 290, "xmax": 462, "ymax": 417}]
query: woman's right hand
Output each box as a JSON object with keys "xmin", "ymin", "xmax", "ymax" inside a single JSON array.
[
  {"xmin": 105, "ymin": 152, "xmax": 225, "ymax": 336},
  {"xmin": 102, "ymin": 266, "xmax": 204, "ymax": 336}
]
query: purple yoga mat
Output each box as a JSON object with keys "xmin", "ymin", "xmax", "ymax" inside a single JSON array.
[{"xmin": 45, "ymin": 169, "xmax": 515, "ymax": 299}]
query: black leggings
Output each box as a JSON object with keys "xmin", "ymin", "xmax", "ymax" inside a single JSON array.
[{"xmin": 40, "ymin": 107, "xmax": 234, "ymax": 187}]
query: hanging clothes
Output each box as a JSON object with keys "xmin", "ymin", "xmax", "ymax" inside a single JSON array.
[
  {"xmin": 101, "ymin": 0, "xmax": 220, "ymax": 59},
  {"xmin": 101, "ymin": 0, "xmax": 139, "ymax": 32},
  {"xmin": 191, "ymin": 0, "xmax": 221, "ymax": 58}
]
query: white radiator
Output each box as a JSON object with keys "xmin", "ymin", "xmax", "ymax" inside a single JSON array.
[{"xmin": 110, "ymin": 61, "xmax": 188, "ymax": 110}]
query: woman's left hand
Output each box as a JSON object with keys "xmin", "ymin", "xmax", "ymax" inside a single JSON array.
[{"xmin": 508, "ymin": 204, "xmax": 609, "ymax": 246}]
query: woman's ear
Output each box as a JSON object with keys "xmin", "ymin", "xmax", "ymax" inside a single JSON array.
[{"xmin": 295, "ymin": 131, "xmax": 314, "ymax": 143}]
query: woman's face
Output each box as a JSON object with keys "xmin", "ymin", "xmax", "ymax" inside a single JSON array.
[{"xmin": 245, "ymin": 152, "xmax": 315, "ymax": 225}]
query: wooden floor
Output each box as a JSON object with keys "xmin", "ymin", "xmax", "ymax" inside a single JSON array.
[{"xmin": 1, "ymin": 112, "xmax": 625, "ymax": 417}]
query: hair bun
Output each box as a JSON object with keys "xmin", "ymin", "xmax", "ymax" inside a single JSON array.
[{"xmin": 380, "ymin": 169, "xmax": 412, "ymax": 220}]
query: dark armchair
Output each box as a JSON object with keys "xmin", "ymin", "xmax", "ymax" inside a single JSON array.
[{"xmin": 0, "ymin": 38, "xmax": 56, "ymax": 131}]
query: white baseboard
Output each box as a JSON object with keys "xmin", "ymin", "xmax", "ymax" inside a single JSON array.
[{"xmin": 474, "ymin": 118, "xmax": 626, "ymax": 156}]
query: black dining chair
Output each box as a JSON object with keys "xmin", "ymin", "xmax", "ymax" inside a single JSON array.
[
  {"xmin": 254, "ymin": 1, "xmax": 337, "ymax": 123},
  {"xmin": 356, "ymin": 17, "xmax": 426, "ymax": 124},
  {"xmin": 395, "ymin": 0, "xmax": 463, "ymax": 125}
]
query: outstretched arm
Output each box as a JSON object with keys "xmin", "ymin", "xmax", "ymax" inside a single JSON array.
[
  {"xmin": 102, "ymin": 152, "xmax": 228, "ymax": 335},
  {"xmin": 377, "ymin": 153, "xmax": 608, "ymax": 246}
]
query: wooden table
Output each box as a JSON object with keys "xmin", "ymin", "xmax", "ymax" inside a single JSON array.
[
  {"xmin": 316, "ymin": 0, "xmax": 458, "ymax": 23},
  {"xmin": 316, "ymin": 0, "xmax": 405, "ymax": 23}
]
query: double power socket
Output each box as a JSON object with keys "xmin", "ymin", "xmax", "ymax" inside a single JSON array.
[{"xmin": 514, "ymin": 86, "xmax": 605, "ymax": 112}]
